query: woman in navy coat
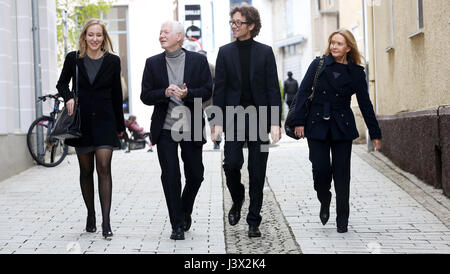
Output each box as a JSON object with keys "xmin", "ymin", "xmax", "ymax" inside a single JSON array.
[
  {"xmin": 57, "ymin": 19, "xmax": 125, "ymax": 239},
  {"xmin": 291, "ymin": 29, "xmax": 382, "ymax": 233}
]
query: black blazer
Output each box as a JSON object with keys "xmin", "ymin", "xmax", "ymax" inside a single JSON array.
[
  {"xmin": 291, "ymin": 54, "xmax": 382, "ymax": 141},
  {"xmin": 56, "ymin": 51, "xmax": 125, "ymax": 147},
  {"xmin": 140, "ymin": 49, "xmax": 212, "ymax": 145},
  {"xmin": 213, "ymin": 40, "xmax": 282, "ymax": 133}
]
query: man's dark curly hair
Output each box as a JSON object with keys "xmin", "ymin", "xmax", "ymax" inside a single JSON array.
[{"xmin": 230, "ymin": 4, "xmax": 261, "ymax": 38}]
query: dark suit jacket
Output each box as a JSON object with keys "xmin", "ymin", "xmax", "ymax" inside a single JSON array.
[
  {"xmin": 140, "ymin": 49, "xmax": 212, "ymax": 145},
  {"xmin": 56, "ymin": 51, "xmax": 125, "ymax": 147},
  {"xmin": 213, "ymin": 40, "xmax": 282, "ymax": 133},
  {"xmin": 291, "ymin": 54, "xmax": 382, "ymax": 141}
]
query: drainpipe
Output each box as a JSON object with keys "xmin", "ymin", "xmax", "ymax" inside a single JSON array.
[
  {"xmin": 31, "ymin": 0, "xmax": 44, "ymax": 158},
  {"xmin": 363, "ymin": 0, "xmax": 374, "ymax": 152}
]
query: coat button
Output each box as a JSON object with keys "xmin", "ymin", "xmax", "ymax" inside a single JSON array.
[
  {"xmin": 92, "ymin": 112, "xmax": 96, "ymax": 116},
  {"xmin": 341, "ymin": 114, "xmax": 344, "ymax": 117},
  {"xmin": 336, "ymin": 94, "xmax": 339, "ymax": 97},
  {"xmin": 346, "ymin": 122, "xmax": 349, "ymax": 126},
  {"xmin": 322, "ymin": 91, "xmax": 326, "ymax": 95},
  {"xmin": 316, "ymin": 113, "xmax": 320, "ymax": 116},
  {"xmin": 312, "ymin": 121, "xmax": 315, "ymax": 124}
]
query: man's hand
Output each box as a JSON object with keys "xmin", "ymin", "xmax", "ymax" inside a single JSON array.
[
  {"xmin": 211, "ymin": 125, "xmax": 223, "ymax": 143},
  {"xmin": 270, "ymin": 125, "xmax": 282, "ymax": 144},
  {"xmin": 372, "ymin": 139, "xmax": 382, "ymax": 151},
  {"xmin": 178, "ymin": 83, "xmax": 188, "ymax": 99},
  {"xmin": 66, "ymin": 99, "xmax": 75, "ymax": 116},
  {"xmin": 165, "ymin": 85, "xmax": 177, "ymax": 98},
  {"xmin": 294, "ymin": 126, "xmax": 305, "ymax": 139}
]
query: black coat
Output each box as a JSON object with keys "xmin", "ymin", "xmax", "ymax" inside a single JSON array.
[
  {"xmin": 56, "ymin": 51, "xmax": 125, "ymax": 148},
  {"xmin": 213, "ymin": 40, "xmax": 282, "ymax": 133},
  {"xmin": 140, "ymin": 49, "xmax": 212, "ymax": 145},
  {"xmin": 291, "ymin": 54, "xmax": 382, "ymax": 141}
]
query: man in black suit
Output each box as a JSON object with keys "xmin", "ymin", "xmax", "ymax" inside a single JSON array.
[
  {"xmin": 284, "ymin": 71, "xmax": 299, "ymax": 108},
  {"xmin": 211, "ymin": 4, "xmax": 282, "ymax": 238},
  {"xmin": 140, "ymin": 20, "xmax": 212, "ymax": 240}
]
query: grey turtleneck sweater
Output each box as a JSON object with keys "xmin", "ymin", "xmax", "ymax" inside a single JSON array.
[{"xmin": 163, "ymin": 48, "xmax": 190, "ymax": 132}]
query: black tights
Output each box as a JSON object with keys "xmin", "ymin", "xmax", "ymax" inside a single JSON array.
[{"xmin": 77, "ymin": 149, "xmax": 113, "ymax": 225}]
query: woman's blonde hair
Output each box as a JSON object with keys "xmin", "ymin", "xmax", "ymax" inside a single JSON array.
[
  {"xmin": 78, "ymin": 18, "xmax": 114, "ymax": 58},
  {"xmin": 325, "ymin": 29, "xmax": 363, "ymax": 66}
]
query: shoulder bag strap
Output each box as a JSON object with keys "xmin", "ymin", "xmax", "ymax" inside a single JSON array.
[{"xmin": 307, "ymin": 56, "xmax": 326, "ymax": 101}]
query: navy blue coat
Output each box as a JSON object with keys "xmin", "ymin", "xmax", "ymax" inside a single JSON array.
[
  {"xmin": 213, "ymin": 40, "xmax": 282, "ymax": 133},
  {"xmin": 56, "ymin": 51, "xmax": 125, "ymax": 148},
  {"xmin": 140, "ymin": 49, "xmax": 212, "ymax": 145},
  {"xmin": 291, "ymin": 54, "xmax": 382, "ymax": 141}
]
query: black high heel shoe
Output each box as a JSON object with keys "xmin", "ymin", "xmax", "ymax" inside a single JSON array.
[
  {"xmin": 102, "ymin": 223, "xmax": 113, "ymax": 239},
  {"xmin": 86, "ymin": 215, "xmax": 96, "ymax": 233}
]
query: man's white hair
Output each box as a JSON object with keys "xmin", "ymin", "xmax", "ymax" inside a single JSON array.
[{"xmin": 162, "ymin": 20, "xmax": 185, "ymax": 46}]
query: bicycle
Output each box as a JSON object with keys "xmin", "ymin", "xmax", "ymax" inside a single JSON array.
[{"xmin": 27, "ymin": 94, "xmax": 69, "ymax": 167}]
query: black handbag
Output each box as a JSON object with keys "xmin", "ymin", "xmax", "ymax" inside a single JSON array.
[
  {"xmin": 284, "ymin": 56, "xmax": 325, "ymax": 140},
  {"xmin": 50, "ymin": 54, "xmax": 82, "ymax": 140}
]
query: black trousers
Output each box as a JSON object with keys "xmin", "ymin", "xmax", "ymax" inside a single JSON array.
[
  {"xmin": 223, "ymin": 116, "xmax": 270, "ymax": 227},
  {"xmin": 157, "ymin": 130, "xmax": 204, "ymax": 230},
  {"xmin": 307, "ymin": 134, "xmax": 352, "ymax": 228}
]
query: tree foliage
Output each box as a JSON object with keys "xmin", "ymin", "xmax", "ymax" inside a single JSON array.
[{"xmin": 56, "ymin": 0, "xmax": 115, "ymax": 68}]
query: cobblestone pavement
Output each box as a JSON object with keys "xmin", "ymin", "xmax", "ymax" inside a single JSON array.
[
  {"xmin": 0, "ymin": 136, "xmax": 449, "ymax": 254},
  {"xmin": 222, "ymin": 148, "xmax": 302, "ymax": 254}
]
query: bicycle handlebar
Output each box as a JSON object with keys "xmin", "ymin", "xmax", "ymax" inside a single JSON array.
[{"xmin": 38, "ymin": 94, "xmax": 63, "ymax": 102}]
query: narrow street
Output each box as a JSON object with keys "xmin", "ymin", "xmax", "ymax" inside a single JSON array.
[{"xmin": 1, "ymin": 137, "xmax": 449, "ymax": 254}]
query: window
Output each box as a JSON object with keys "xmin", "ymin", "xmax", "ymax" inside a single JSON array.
[
  {"xmin": 230, "ymin": 0, "xmax": 252, "ymax": 9},
  {"xmin": 102, "ymin": 6, "xmax": 130, "ymax": 114},
  {"xmin": 286, "ymin": 0, "xmax": 294, "ymax": 36},
  {"xmin": 408, "ymin": 0, "xmax": 424, "ymax": 38}
]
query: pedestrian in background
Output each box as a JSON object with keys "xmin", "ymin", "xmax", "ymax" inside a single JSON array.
[
  {"xmin": 291, "ymin": 29, "xmax": 382, "ymax": 233},
  {"xmin": 140, "ymin": 20, "xmax": 212, "ymax": 240},
  {"xmin": 212, "ymin": 4, "xmax": 282, "ymax": 238},
  {"xmin": 284, "ymin": 71, "xmax": 299, "ymax": 108},
  {"xmin": 56, "ymin": 18, "xmax": 125, "ymax": 239}
]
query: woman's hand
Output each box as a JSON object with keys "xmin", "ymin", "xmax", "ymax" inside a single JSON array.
[
  {"xmin": 294, "ymin": 126, "xmax": 305, "ymax": 139},
  {"xmin": 66, "ymin": 99, "xmax": 75, "ymax": 116},
  {"xmin": 118, "ymin": 131, "xmax": 125, "ymax": 137},
  {"xmin": 372, "ymin": 139, "xmax": 382, "ymax": 151}
]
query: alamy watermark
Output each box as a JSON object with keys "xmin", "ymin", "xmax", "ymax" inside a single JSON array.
[{"xmin": 169, "ymin": 98, "xmax": 280, "ymax": 145}]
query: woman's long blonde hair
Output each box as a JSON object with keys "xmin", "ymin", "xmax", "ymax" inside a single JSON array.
[
  {"xmin": 325, "ymin": 29, "xmax": 363, "ymax": 66},
  {"xmin": 78, "ymin": 18, "xmax": 114, "ymax": 58}
]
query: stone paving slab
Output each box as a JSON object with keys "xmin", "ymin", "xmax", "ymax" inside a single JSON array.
[
  {"xmin": 0, "ymin": 147, "xmax": 225, "ymax": 254},
  {"xmin": 266, "ymin": 138, "xmax": 450, "ymax": 254}
]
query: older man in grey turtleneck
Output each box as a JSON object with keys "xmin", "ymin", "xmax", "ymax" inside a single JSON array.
[{"xmin": 140, "ymin": 21, "xmax": 212, "ymax": 241}]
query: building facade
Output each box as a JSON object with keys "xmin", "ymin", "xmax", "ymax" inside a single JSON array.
[
  {"xmin": 369, "ymin": 0, "xmax": 450, "ymax": 196},
  {"xmin": 0, "ymin": 0, "xmax": 58, "ymax": 181}
]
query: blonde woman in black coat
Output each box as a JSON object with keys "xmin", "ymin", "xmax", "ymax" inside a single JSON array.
[
  {"xmin": 291, "ymin": 29, "xmax": 382, "ymax": 233},
  {"xmin": 57, "ymin": 19, "xmax": 125, "ymax": 239}
]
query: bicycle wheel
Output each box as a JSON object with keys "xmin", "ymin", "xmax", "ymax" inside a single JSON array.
[{"xmin": 27, "ymin": 116, "xmax": 69, "ymax": 167}]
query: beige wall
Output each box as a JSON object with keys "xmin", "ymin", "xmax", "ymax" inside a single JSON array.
[
  {"xmin": 311, "ymin": 0, "xmax": 339, "ymax": 57},
  {"xmin": 372, "ymin": 0, "xmax": 450, "ymax": 115}
]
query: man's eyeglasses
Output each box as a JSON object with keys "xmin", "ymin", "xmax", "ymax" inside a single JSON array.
[{"xmin": 229, "ymin": 20, "xmax": 250, "ymax": 27}]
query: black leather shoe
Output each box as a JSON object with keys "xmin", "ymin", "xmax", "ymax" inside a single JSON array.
[
  {"xmin": 102, "ymin": 223, "xmax": 113, "ymax": 239},
  {"xmin": 86, "ymin": 215, "xmax": 96, "ymax": 233},
  {"xmin": 228, "ymin": 199, "xmax": 244, "ymax": 226},
  {"xmin": 170, "ymin": 227, "xmax": 185, "ymax": 240},
  {"xmin": 183, "ymin": 215, "xmax": 192, "ymax": 232},
  {"xmin": 337, "ymin": 226, "xmax": 348, "ymax": 233},
  {"xmin": 320, "ymin": 204, "xmax": 330, "ymax": 225},
  {"xmin": 248, "ymin": 225, "xmax": 261, "ymax": 238}
]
